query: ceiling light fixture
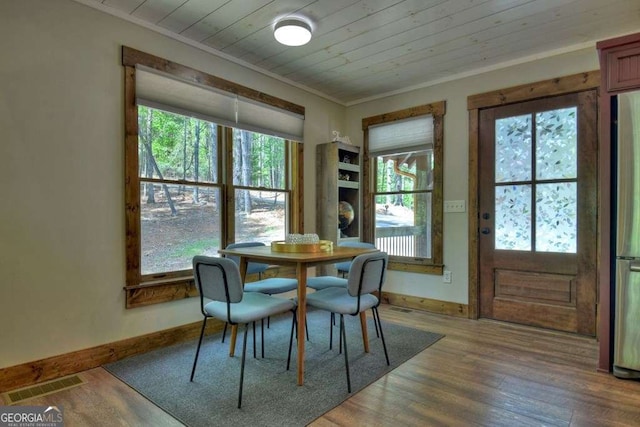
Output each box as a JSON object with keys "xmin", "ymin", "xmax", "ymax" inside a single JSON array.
[{"xmin": 274, "ymin": 18, "xmax": 312, "ymax": 46}]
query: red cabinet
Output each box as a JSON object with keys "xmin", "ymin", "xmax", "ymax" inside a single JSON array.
[{"xmin": 599, "ymin": 34, "xmax": 640, "ymax": 92}]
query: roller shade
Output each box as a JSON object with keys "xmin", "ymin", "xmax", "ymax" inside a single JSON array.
[
  {"xmin": 135, "ymin": 67, "xmax": 304, "ymax": 141},
  {"xmin": 368, "ymin": 115, "xmax": 433, "ymax": 156}
]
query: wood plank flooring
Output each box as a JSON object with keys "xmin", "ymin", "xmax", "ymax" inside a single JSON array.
[{"xmin": 5, "ymin": 305, "xmax": 640, "ymax": 426}]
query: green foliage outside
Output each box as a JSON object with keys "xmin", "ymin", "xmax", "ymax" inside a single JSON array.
[{"xmin": 137, "ymin": 105, "xmax": 289, "ymax": 274}]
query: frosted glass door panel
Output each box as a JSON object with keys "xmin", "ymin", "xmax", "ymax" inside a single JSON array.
[
  {"xmin": 495, "ymin": 115, "xmax": 532, "ymax": 183},
  {"xmin": 536, "ymin": 182, "xmax": 577, "ymax": 253},
  {"xmin": 536, "ymin": 108, "xmax": 577, "ymax": 180},
  {"xmin": 495, "ymin": 184, "xmax": 532, "ymax": 250}
]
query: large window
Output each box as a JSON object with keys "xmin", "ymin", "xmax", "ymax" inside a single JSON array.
[
  {"xmin": 123, "ymin": 47, "xmax": 304, "ymax": 307},
  {"xmin": 362, "ymin": 102, "xmax": 444, "ymax": 274}
]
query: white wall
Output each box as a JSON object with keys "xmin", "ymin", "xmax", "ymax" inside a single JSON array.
[
  {"xmin": 0, "ymin": 0, "xmax": 603, "ymax": 369},
  {"xmin": 344, "ymin": 48, "xmax": 600, "ymax": 305},
  {"xmin": 0, "ymin": 0, "xmax": 345, "ymax": 369}
]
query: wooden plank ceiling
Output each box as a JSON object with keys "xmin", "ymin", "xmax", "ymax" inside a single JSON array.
[{"xmin": 78, "ymin": 0, "xmax": 640, "ymax": 104}]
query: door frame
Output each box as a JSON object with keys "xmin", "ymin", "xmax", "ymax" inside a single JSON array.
[{"xmin": 466, "ymin": 71, "xmax": 601, "ymax": 320}]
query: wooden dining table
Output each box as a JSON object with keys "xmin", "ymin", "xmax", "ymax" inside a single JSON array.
[{"xmin": 218, "ymin": 244, "xmax": 377, "ymax": 385}]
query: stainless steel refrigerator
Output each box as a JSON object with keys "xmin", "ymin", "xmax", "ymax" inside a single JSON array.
[{"xmin": 614, "ymin": 90, "xmax": 640, "ymax": 379}]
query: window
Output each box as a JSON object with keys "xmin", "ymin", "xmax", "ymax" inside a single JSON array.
[
  {"xmin": 362, "ymin": 102, "xmax": 444, "ymax": 274},
  {"xmin": 123, "ymin": 47, "xmax": 304, "ymax": 307},
  {"xmin": 230, "ymin": 128, "xmax": 290, "ymax": 244}
]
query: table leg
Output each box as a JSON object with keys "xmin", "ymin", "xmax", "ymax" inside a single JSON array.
[
  {"xmin": 296, "ymin": 263, "xmax": 306, "ymax": 385},
  {"xmin": 229, "ymin": 325, "xmax": 238, "ymax": 357},
  {"xmin": 229, "ymin": 257, "xmax": 249, "ymax": 357},
  {"xmin": 359, "ymin": 311, "xmax": 370, "ymax": 353}
]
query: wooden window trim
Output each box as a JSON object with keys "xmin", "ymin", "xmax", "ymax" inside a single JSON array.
[
  {"xmin": 122, "ymin": 47, "xmax": 304, "ymax": 308},
  {"xmin": 362, "ymin": 101, "xmax": 445, "ymax": 274}
]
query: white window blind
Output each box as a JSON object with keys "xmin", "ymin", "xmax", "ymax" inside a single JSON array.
[
  {"xmin": 135, "ymin": 67, "xmax": 304, "ymax": 141},
  {"xmin": 368, "ymin": 115, "xmax": 433, "ymax": 156}
]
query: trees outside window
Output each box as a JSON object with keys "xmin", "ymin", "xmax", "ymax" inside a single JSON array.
[
  {"xmin": 137, "ymin": 106, "xmax": 221, "ymax": 276},
  {"xmin": 133, "ymin": 106, "xmax": 295, "ymax": 282},
  {"xmin": 231, "ymin": 129, "xmax": 289, "ymax": 244}
]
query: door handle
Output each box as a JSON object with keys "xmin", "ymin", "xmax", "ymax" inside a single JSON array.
[
  {"xmin": 630, "ymin": 264, "xmax": 640, "ymax": 272},
  {"xmin": 481, "ymin": 227, "xmax": 491, "ymax": 235},
  {"xmin": 482, "ymin": 212, "xmax": 490, "ymax": 220}
]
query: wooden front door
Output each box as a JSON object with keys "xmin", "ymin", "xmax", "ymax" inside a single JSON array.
[{"xmin": 478, "ymin": 90, "xmax": 598, "ymax": 335}]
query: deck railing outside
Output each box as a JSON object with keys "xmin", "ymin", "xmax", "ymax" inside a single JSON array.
[{"xmin": 375, "ymin": 225, "xmax": 429, "ymax": 258}]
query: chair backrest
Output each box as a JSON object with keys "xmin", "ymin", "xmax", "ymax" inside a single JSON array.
[
  {"xmin": 347, "ymin": 251, "xmax": 388, "ymax": 298},
  {"xmin": 193, "ymin": 256, "xmax": 243, "ymax": 308},
  {"xmin": 335, "ymin": 241, "xmax": 377, "ymax": 271},
  {"xmin": 225, "ymin": 242, "xmax": 269, "ymax": 275}
]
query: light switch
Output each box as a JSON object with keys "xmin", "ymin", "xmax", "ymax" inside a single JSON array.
[{"xmin": 444, "ymin": 200, "xmax": 466, "ymax": 213}]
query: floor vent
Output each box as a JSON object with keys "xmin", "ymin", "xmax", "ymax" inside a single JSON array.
[
  {"xmin": 389, "ymin": 306, "xmax": 413, "ymax": 313},
  {"xmin": 3, "ymin": 374, "xmax": 85, "ymax": 405}
]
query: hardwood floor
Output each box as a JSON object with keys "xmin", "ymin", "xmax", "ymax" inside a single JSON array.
[{"xmin": 5, "ymin": 305, "xmax": 640, "ymax": 426}]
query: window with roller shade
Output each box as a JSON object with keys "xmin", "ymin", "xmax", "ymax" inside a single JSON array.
[
  {"xmin": 362, "ymin": 102, "xmax": 444, "ymax": 274},
  {"xmin": 122, "ymin": 47, "xmax": 304, "ymax": 305}
]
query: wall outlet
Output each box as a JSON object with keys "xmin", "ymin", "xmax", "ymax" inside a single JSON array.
[
  {"xmin": 443, "ymin": 270, "xmax": 452, "ymax": 283},
  {"xmin": 444, "ymin": 200, "xmax": 466, "ymax": 213}
]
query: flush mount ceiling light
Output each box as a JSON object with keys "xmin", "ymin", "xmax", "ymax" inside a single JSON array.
[{"xmin": 274, "ymin": 18, "xmax": 312, "ymax": 46}]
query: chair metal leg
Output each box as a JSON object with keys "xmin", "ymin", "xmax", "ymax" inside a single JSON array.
[
  {"xmin": 372, "ymin": 308, "xmax": 380, "ymax": 338},
  {"xmin": 287, "ymin": 311, "xmax": 297, "ymax": 370},
  {"xmin": 340, "ymin": 314, "xmax": 351, "ymax": 393},
  {"xmin": 339, "ymin": 314, "xmax": 343, "ymax": 354},
  {"xmin": 221, "ymin": 322, "xmax": 228, "ymax": 343},
  {"xmin": 305, "ymin": 316, "xmax": 310, "ymax": 341},
  {"xmin": 261, "ymin": 318, "xmax": 265, "ymax": 358},
  {"xmin": 252, "ymin": 321, "xmax": 257, "ymax": 358},
  {"xmin": 239, "ymin": 323, "xmax": 249, "ymax": 408},
  {"xmin": 373, "ymin": 307, "xmax": 389, "ymax": 365},
  {"xmin": 190, "ymin": 317, "xmax": 208, "ymax": 382},
  {"xmin": 329, "ymin": 313, "xmax": 342, "ymax": 350},
  {"xmin": 293, "ymin": 314, "xmax": 310, "ymax": 342}
]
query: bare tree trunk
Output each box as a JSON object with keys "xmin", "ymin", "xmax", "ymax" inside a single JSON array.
[
  {"xmin": 143, "ymin": 140, "xmax": 177, "ymax": 216},
  {"xmin": 240, "ymin": 130, "xmax": 251, "ymax": 214},
  {"xmin": 181, "ymin": 118, "xmax": 188, "ymax": 195},
  {"xmin": 395, "ymin": 173, "xmax": 403, "ymax": 206},
  {"xmin": 144, "ymin": 109, "xmax": 155, "ymax": 203},
  {"xmin": 193, "ymin": 122, "xmax": 200, "ymax": 203},
  {"xmin": 209, "ymin": 123, "xmax": 219, "ymax": 210}
]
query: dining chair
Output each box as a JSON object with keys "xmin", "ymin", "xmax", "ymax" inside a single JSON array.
[
  {"xmin": 307, "ymin": 241, "xmax": 376, "ymax": 340},
  {"xmin": 190, "ymin": 255, "xmax": 297, "ymax": 408},
  {"xmin": 225, "ymin": 242, "xmax": 298, "ymax": 294},
  {"xmin": 307, "ymin": 241, "xmax": 376, "ymax": 291},
  {"xmin": 334, "ymin": 241, "xmax": 377, "ymax": 278},
  {"xmin": 223, "ymin": 242, "xmax": 299, "ymax": 347},
  {"xmin": 305, "ymin": 251, "xmax": 389, "ymax": 393}
]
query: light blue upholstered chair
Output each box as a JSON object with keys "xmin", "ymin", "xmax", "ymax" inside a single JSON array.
[
  {"xmin": 223, "ymin": 242, "xmax": 299, "ymax": 346},
  {"xmin": 306, "ymin": 251, "xmax": 389, "ymax": 393},
  {"xmin": 225, "ymin": 242, "xmax": 298, "ymax": 293},
  {"xmin": 334, "ymin": 241, "xmax": 377, "ymax": 278},
  {"xmin": 307, "ymin": 241, "xmax": 376, "ymax": 291},
  {"xmin": 190, "ymin": 256, "xmax": 297, "ymax": 408},
  {"xmin": 307, "ymin": 275, "xmax": 348, "ymax": 290}
]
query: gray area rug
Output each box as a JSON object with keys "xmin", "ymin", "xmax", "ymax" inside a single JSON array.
[{"xmin": 104, "ymin": 308, "xmax": 443, "ymax": 427}]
